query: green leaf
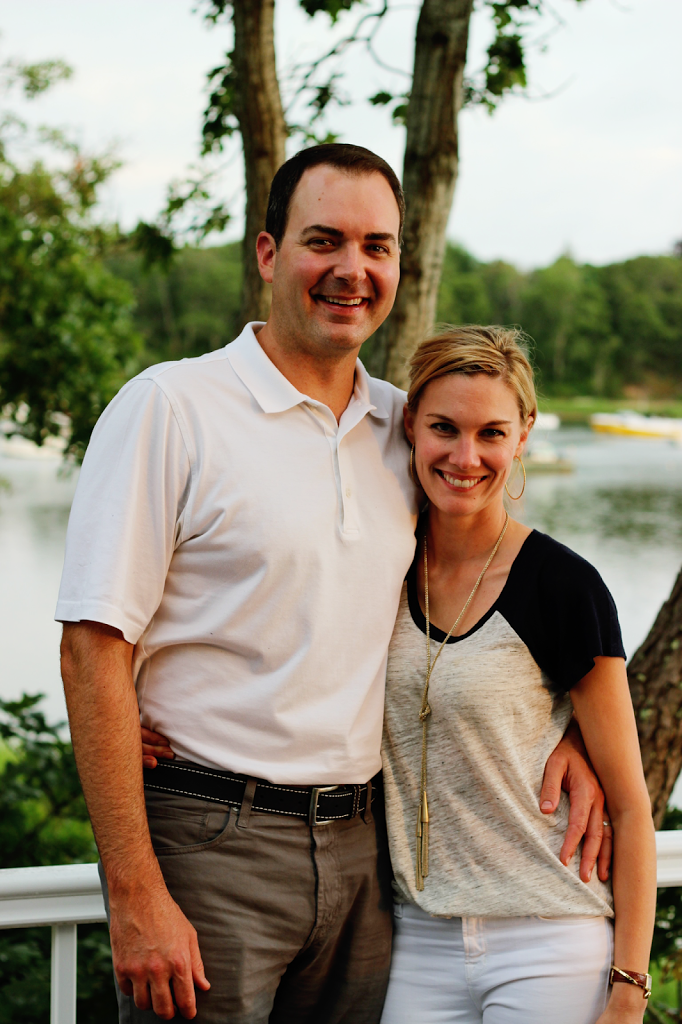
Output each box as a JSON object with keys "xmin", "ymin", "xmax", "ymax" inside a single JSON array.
[
  {"xmin": 2, "ymin": 59, "xmax": 73, "ymax": 99},
  {"xmin": 201, "ymin": 59, "xmax": 239, "ymax": 155},
  {"xmin": 130, "ymin": 221, "xmax": 177, "ymax": 271},
  {"xmin": 485, "ymin": 32, "xmax": 527, "ymax": 98},
  {"xmin": 299, "ymin": 0, "xmax": 364, "ymax": 24},
  {"xmin": 369, "ymin": 91, "xmax": 394, "ymax": 107}
]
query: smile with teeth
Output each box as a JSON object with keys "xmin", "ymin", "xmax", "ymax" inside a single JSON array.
[
  {"xmin": 439, "ymin": 470, "xmax": 487, "ymax": 489},
  {"xmin": 318, "ymin": 296, "xmax": 366, "ymax": 306}
]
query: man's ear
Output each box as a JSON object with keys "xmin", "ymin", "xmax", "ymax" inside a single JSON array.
[
  {"xmin": 403, "ymin": 403, "xmax": 415, "ymax": 445},
  {"xmin": 256, "ymin": 231, "xmax": 277, "ymax": 284}
]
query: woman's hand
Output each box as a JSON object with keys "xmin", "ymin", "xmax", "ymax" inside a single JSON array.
[{"xmin": 141, "ymin": 727, "xmax": 174, "ymax": 769}]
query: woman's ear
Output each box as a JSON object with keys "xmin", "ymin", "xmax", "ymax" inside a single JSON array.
[
  {"xmin": 403, "ymin": 404, "xmax": 415, "ymax": 445},
  {"xmin": 516, "ymin": 414, "xmax": 534, "ymax": 457}
]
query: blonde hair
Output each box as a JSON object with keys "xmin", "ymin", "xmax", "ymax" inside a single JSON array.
[{"xmin": 406, "ymin": 325, "xmax": 538, "ymax": 424}]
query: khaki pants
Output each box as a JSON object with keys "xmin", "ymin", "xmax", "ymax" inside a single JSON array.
[{"xmin": 101, "ymin": 786, "xmax": 393, "ymax": 1024}]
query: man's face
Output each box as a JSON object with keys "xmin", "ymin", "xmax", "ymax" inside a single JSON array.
[{"xmin": 258, "ymin": 165, "xmax": 401, "ymax": 358}]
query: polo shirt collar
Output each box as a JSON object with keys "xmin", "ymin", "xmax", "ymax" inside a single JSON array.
[
  {"xmin": 226, "ymin": 322, "xmax": 390, "ymax": 420},
  {"xmin": 226, "ymin": 323, "xmax": 306, "ymax": 414},
  {"xmin": 356, "ymin": 359, "xmax": 390, "ymax": 420}
]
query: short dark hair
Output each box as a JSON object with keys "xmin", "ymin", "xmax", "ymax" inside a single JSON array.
[{"xmin": 265, "ymin": 143, "xmax": 405, "ymax": 248}]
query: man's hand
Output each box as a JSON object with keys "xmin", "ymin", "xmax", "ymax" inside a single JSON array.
[
  {"xmin": 141, "ymin": 727, "xmax": 175, "ymax": 769},
  {"xmin": 539, "ymin": 719, "xmax": 612, "ymax": 883},
  {"xmin": 110, "ymin": 884, "xmax": 210, "ymax": 1020},
  {"xmin": 60, "ymin": 622, "xmax": 209, "ymax": 1018}
]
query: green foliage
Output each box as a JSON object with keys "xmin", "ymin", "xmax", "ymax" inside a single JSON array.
[
  {"xmin": 131, "ymin": 168, "xmax": 231, "ymax": 270},
  {"xmin": 436, "ymin": 246, "xmax": 682, "ymax": 399},
  {"xmin": 0, "ymin": 57, "xmax": 143, "ymax": 463},
  {"xmin": 0, "ymin": 695, "xmax": 116, "ymax": 1023},
  {"xmin": 202, "ymin": 60, "xmax": 239, "ymax": 155},
  {"xmin": 103, "ymin": 238, "xmax": 682, "ymax": 407},
  {"xmin": 484, "ymin": 32, "xmax": 526, "ymax": 100},
  {"xmin": 299, "ymin": 0, "xmax": 364, "ymax": 22},
  {"xmin": 0, "ymin": 162, "xmax": 142, "ymax": 461},
  {"xmin": 653, "ymin": 807, "xmax": 682, "ymax": 966},
  {"xmin": 0, "ymin": 57, "xmax": 72, "ymax": 101},
  {"xmin": 106, "ymin": 241, "xmax": 242, "ymax": 365},
  {"xmin": 0, "ymin": 695, "xmax": 95, "ymax": 868},
  {"xmin": 645, "ymin": 808, "xmax": 682, "ymax": 1019}
]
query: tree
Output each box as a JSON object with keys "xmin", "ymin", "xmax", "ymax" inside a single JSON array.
[
  {"xmin": 0, "ymin": 51, "xmax": 141, "ymax": 461},
  {"xmin": 629, "ymin": 571, "xmax": 682, "ymax": 829},
  {"xmin": 143, "ymin": 0, "xmax": 589, "ymax": 385},
  {"xmin": 371, "ymin": 0, "xmax": 474, "ymax": 384},
  {"xmin": 203, "ymin": 0, "xmax": 287, "ymax": 324}
]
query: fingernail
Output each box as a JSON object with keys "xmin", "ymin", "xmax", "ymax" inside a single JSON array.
[
  {"xmin": 540, "ymin": 801, "xmax": 553, "ymax": 811},
  {"xmin": 587, "ymin": 869, "xmax": 592, "ymax": 881}
]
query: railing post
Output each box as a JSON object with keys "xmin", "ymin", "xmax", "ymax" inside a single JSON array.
[{"xmin": 51, "ymin": 923, "xmax": 77, "ymax": 1024}]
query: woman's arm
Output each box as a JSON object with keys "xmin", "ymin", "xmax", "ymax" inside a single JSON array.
[{"xmin": 571, "ymin": 656, "xmax": 656, "ymax": 1023}]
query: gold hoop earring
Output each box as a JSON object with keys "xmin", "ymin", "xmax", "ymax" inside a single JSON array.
[
  {"xmin": 505, "ymin": 456, "xmax": 526, "ymax": 500},
  {"xmin": 410, "ymin": 444, "xmax": 417, "ymax": 484}
]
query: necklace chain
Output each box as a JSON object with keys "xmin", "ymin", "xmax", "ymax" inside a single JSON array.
[{"xmin": 415, "ymin": 511, "xmax": 510, "ymax": 890}]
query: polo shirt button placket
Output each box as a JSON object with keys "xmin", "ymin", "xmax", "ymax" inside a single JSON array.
[{"xmin": 337, "ymin": 441, "xmax": 359, "ymax": 538}]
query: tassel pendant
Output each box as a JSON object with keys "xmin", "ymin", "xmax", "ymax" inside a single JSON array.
[{"xmin": 415, "ymin": 789, "xmax": 429, "ymax": 891}]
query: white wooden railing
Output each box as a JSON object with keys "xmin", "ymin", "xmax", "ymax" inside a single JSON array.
[
  {"xmin": 4, "ymin": 833, "xmax": 682, "ymax": 1023},
  {"xmin": 0, "ymin": 862, "xmax": 106, "ymax": 1024}
]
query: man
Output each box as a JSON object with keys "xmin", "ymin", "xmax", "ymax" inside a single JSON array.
[{"xmin": 58, "ymin": 145, "xmax": 608, "ymax": 1024}]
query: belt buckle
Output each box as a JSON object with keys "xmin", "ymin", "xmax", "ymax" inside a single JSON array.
[{"xmin": 309, "ymin": 785, "xmax": 339, "ymax": 826}]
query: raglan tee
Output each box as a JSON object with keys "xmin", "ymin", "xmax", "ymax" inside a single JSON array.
[{"xmin": 382, "ymin": 529, "xmax": 625, "ymax": 919}]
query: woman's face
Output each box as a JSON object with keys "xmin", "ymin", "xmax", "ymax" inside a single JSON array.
[{"xmin": 404, "ymin": 373, "xmax": 532, "ymax": 518}]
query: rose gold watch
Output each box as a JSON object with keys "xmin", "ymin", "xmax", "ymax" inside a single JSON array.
[{"xmin": 609, "ymin": 966, "xmax": 652, "ymax": 1000}]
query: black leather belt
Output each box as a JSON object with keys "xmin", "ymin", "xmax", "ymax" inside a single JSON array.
[{"xmin": 143, "ymin": 760, "xmax": 380, "ymax": 826}]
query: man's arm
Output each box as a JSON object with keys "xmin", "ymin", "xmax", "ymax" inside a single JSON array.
[
  {"xmin": 61, "ymin": 621, "xmax": 210, "ymax": 1021},
  {"xmin": 539, "ymin": 718, "xmax": 612, "ymax": 884}
]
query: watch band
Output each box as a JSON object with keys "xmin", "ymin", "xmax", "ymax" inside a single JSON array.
[{"xmin": 609, "ymin": 966, "xmax": 652, "ymax": 999}]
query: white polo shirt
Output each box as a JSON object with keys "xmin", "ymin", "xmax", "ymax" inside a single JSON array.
[{"xmin": 56, "ymin": 324, "xmax": 418, "ymax": 784}]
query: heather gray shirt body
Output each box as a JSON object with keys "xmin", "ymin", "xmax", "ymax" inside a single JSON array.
[{"xmin": 382, "ymin": 530, "xmax": 625, "ymax": 920}]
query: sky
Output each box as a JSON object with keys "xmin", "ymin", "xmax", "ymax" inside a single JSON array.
[{"xmin": 1, "ymin": 0, "xmax": 680, "ymax": 269}]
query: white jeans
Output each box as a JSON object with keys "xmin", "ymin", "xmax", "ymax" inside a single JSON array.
[{"xmin": 380, "ymin": 904, "xmax": 613, "ymax": 1024}]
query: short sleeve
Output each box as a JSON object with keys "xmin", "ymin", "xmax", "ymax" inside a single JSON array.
[
  {"xmin": 536, "ymin": 547, "xmax": 626, "ymax": 694},
  {"xmin": 55, "ymin": 377, "xmax": 192, "ymax": 643}
]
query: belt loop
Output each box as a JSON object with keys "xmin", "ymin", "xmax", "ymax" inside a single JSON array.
[
  {"xmin": 237, "ymin": 778, "xmax": 257, "ymax": 829},
  {"xmin": 362, "ymin": 778, "xmax": 373, "ymax": 824}
]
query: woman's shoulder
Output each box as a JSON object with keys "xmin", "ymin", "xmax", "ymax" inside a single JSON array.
[
  {"xmin": 502, "ymin": 530, "xmax": 625, "ymax": 692},
  {"xmin": 514, "ymin": 530, "xmax": 609, "ymax": 595}
]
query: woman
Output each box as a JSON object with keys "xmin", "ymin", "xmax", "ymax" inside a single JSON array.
[{"xmin": 379, "ymin": 325, "xmax": 655, "ymax": 1024}]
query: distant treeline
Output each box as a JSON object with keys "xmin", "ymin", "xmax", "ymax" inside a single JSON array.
[{"xmin": 106, "ymin": 243, "xmax": 682, "ymax": 397}]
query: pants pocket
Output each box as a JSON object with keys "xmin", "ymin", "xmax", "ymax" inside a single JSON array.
[{"xmin": 145, "ymin": 790, "xmax": 233, "ymax": 856}]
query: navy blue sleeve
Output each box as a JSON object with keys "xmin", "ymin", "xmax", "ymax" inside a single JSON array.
[
  {"xmin": 499, "ymin": 532, "xmax": 626, "ymax": 695},
  {"xmin": 538, "ymin": 544, "xmax": 625, "ymax": 693}
]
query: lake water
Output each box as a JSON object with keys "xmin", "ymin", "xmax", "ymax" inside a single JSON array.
[{"xmin": 2, "ymin": 427, "xmax": 682, "ymax": 791}]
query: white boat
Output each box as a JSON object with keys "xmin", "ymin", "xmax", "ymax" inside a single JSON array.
[
  {"xmin": 526, "ymin": 413, "xmax": 573, "ymax": 472},
  {"xmin": 590, "ymin": 411, "xmax": 682, "ymax": 441},
  {"xmin": 534, "ymin": 411, "xmax": 560, "ymax": 431}
]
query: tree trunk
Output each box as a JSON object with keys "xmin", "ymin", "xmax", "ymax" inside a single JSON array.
[
  {"xmin": 628, "ymin": 564, "xmax": 682, "ymax": 827},
  {"xmin": 232, "ymin": 0, "xmax": 287, "ymax": 324},
  {"xmin": 366, "ymin": 0, "xmax": 474, "ymax": 387}
]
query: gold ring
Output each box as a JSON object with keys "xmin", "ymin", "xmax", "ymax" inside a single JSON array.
[{"xmin": 602, "ymin": 820, "xmax": 612, "ymax": 830}]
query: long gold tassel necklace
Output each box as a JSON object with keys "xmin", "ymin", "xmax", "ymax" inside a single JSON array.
[{"xmin": 415, "ymin": 510, "xmax": 510, "ymax": 890}]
